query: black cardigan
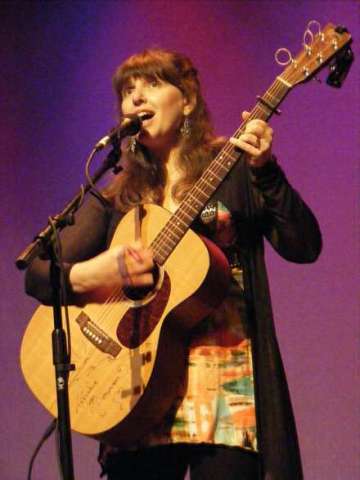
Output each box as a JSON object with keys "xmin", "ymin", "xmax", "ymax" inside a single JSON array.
[{"xmin": 25, "ymin": 159, "xmax": 322, "ymax": 480}]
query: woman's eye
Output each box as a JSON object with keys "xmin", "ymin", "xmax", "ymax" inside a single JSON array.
[
  {"xmin": 123, "ymin": 86, "xmax": 134, "ymax": 96},
  {"xmin": 150, "ymin": 79, "xmax": 159, "ymax": 87}
]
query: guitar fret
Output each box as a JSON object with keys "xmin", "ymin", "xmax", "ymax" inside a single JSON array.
[
  {"xmin": 277, "ymin": 76, "xmax": 292, "ymax": 88},
  {"xmin": 221, "ymin": 150, "xmax": 237, "ymax": 163},
  {"xmin": 204, "ymin": 170, "xmax": 222, "ymax": 182},
  {"xmin": 154, "ymin": 249, "xmax": 167, "ymax": 265},
  {"xmin": 189, "ymin": 186, "xmax": 207, "ymax": 203},
  {"xmin": 213, "ymin": 162, "xmax": 231, "ymax": 177},
  {"xmin": 167, "ymin": 220, "xmax": 185, "ymax": 236},
  {"xmin": 196, "ymin": 180, "xmax": 212, "ymax": 195},
  {"xmin": 160, "ymin": 230, "xmax": 178, "ymax": 246},
  {"xmin": 153, "ymin": 216, "xmax": 188, "ymax": 257},
  {"xmin": 223, "ymin": 160, "xmax": 236, "ymax": 170},
  {"xmin": 264, "ymin": 90, "xmax": 279, "ymax": 102},
  {"xmin": 158, "ymin": 241, "xmax": 173, "ymax": 255},
  {"xmin": 192, "ymin": 184, "xmax": 211, "ymax": 201},
  {"xmin": 200, "ymin": 175, "xmax": 216, "ymax": 189},
  {"xmin": 183, "ymin": 201, "xmax": 200, "ymax": 217},
  {"xmin": 177, "ymin": 211, "xmax": 193, "ymax": 225},
  {"xmin": 158, "ymin": 218, "xmax": 186, "ymax": 242},
  {"xmin": 156, "ymin": 237, "xmax": 174, "ymax": 253}
]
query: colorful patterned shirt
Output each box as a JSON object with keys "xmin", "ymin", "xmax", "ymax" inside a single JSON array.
[{"xmin": 136, "ymin": 201, "xmax": 257, "ymax": 451}]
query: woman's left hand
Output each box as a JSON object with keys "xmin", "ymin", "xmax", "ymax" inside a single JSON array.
[{"xmin": 229, "ymin": 111, "xmax": 273, "ymax": 168}]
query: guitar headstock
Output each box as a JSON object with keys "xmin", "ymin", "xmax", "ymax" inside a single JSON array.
[{"xmin": 277, "ymin": 22, "xmax": 353, "ymax": 88}]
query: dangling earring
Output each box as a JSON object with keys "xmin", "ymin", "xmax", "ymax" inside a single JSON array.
[
  {"xmin": 129, "ymin": 137, "xmax": 137, "ymax": 153},
  {"xmin": 180, "ymin": 116, "xmax": 191, "ymax": 137}
]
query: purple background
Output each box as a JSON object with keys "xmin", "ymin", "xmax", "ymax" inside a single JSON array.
[{"xmin": 1, "ymin": 1, "xmax": 359, "ymax": 479}]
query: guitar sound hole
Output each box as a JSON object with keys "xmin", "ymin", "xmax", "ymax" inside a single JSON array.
[
  {"xmin": 123, "ymin": 264, "xmax": 160, "ymax": 301},
  {"xmin": 117, "ymin": 270, "xmax": 171, "ymax": 348}
]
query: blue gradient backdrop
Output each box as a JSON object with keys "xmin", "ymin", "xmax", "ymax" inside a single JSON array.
[{"xmin": 1, "ymin": 1, "xmax": 359, "ymax": 479}]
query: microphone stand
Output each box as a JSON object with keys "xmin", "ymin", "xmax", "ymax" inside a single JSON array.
[{"xmin": 16, "ymin": 142, "xmax": 122, "ymax": 480}]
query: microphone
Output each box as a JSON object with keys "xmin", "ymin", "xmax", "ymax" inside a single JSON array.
[{"xmin": 94, "ymin": 114, "xmax": 142, "ymax": 151}]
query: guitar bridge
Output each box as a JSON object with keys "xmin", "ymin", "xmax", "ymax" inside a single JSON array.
[{"xmin": 75, "ymin": 311, "xmax": 121, "ymax": 357}]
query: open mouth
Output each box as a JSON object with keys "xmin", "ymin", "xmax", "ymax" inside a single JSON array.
[{"xmin": 138, "ymin": 112, "xmax": 155, "ymax": 122}]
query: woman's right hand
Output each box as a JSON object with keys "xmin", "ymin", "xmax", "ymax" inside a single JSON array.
[{"xmin": 69, "ymin": 243, "xmax": 154, "ymax": 294}]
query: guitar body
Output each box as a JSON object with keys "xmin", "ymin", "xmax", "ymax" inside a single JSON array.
[{"xmin": 20, "ymin": 204, "xmax": 230, "ymax": 446}]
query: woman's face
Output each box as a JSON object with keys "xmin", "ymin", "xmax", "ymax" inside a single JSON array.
[{"xmin": 121, "ymin": 76, "xmax": 189, "ymax": 154}]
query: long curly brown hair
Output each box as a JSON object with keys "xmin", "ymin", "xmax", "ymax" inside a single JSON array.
[{"xmin": 104, "ymin": 48, "xmax": 223, "ymax": 212}]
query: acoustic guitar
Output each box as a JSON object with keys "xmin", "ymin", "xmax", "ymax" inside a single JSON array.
[{"xmin": 20, "ymin": 23, "xmax": 352, "ymax": 446}]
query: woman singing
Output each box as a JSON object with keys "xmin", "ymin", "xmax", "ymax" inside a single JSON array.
[{"xmin": 26, "ymin": 49, "xmax": 322, "ymax": 480}]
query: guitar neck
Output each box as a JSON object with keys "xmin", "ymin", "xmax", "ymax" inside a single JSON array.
[{"xmin": 151, "ymin": 77, "xmax": 291, "ymax": 265}]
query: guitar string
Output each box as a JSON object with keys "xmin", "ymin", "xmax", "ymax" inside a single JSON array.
[{"xmin": 83, "ymin": 286, "xmax": 125, "ymax": 332}]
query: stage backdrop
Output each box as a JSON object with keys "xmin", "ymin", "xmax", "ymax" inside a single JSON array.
[{"xmin": 1, "ymin": 1, "xmax": 358, "ymax": 479}]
